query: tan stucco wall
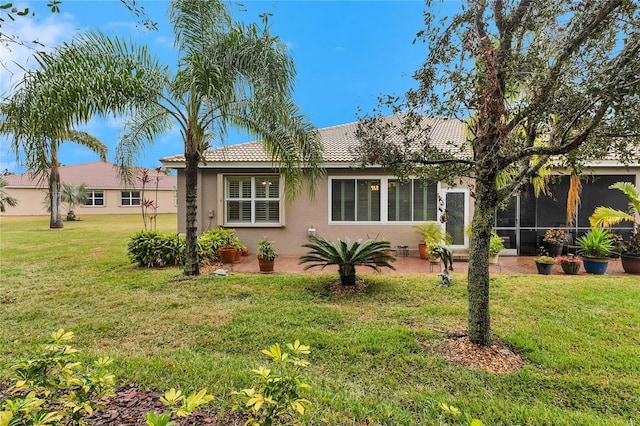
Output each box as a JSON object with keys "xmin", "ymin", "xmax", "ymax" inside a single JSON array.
[
  {"xmin": 1, "ymin": 187, "xmax": 177, "ymax": 216},
  {"xmin": 176, "ymin": 167, "xmax": 471, "ymax": 256}
]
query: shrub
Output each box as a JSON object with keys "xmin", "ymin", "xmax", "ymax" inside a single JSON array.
[
  {"xmin": 127, "ymin": 230, "xmax": 232, "ymax": 267},
  {"xmin": 0, "ymin": 329, "xmax": 115, "ymax": 426},
  {"xmin": 127, "ymin": 231, "xmax": 184, "ymax": 267}
]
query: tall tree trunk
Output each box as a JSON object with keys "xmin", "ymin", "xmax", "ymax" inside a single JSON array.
[
  {"xmin": 466, "ymin": 174, "xmax": 498, "ymax": 346},
  {"xmin": 49, "ymin": 147, "xmax": 64, "ymax": 229},
  {"xmin": 183, "ymin": 136, "xmax": 200, "ymax": 276}
]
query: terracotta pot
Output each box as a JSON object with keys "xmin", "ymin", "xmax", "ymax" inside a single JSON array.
[
  {"xmin": 418, "ymin": 243, "xmax": 428, "ymax": 259},
  {"xmin": 621, "ymin": 255, "xmax": 640, "ymax": 274},
  {"xmin": 218, "ymin": 247, "xmax": 237, "ymax": 264},
  {"xmin": 234, "ymin": 249, "xmax": 242, "ymax": 262},
  {"xmin": 258, "ymin": 257, "xmax": 275, "ymax": 273},
  {"xmin": 241, "ymin": 249, "xmax": 249, "ymax": 257}
]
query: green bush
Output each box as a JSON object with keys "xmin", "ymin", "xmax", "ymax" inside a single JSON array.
[
  {"xmin": 127, "ymin": 228, "xmax": 244, "ymax": 268},
  {"xmin": 0, "ymin": 329, "xmax": 115, "ymax": 426},
  {"xmin": 126, "ymin": 231, "xmax": 184, "ymax": 267}
]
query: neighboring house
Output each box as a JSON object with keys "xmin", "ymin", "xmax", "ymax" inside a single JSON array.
[
  {"xmin": 1, "ymin": 161, "xmax": 177, "ymax": 216},
  {"xmin": 161, "ymin": 117, "xmax": 639, "ymax": 256}
]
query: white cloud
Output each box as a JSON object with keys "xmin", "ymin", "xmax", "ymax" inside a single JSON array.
[{"xmin": 0, "ymin": 5, "xmax": 79, "ymax": 96}]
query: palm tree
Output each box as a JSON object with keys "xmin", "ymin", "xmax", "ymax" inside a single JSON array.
[
  {"xmin": 589, "ymin": 182, "xmax": 640, "ymax": 229},
  {"xmin": 2, "ymin": 0, "xmax": 323, "ymax": 275},
  {"xmin": 0, "ymin": 102, "xmax": 107, "ymax": 227},
  {"xmin": 61, "ymin": 182, "xmax": 89, "ymax": 220},
  {"xmin": 0, "ymin": 176, "xmax": 18, "ymax": 212},
  {"xmin": 299, "ymin": 236, "xmax": 396, "ymax": 287}
]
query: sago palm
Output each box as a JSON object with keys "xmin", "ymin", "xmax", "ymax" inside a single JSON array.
[
  {"xmin": 1, "ymin": 0, "xmax": 323, "ymax": 274},
  {"xmin": 299, "ymin": 236, "xmax": 396, "ymax": 287}
]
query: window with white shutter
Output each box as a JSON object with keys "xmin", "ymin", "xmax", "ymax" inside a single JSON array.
[{"xmin": 225, "ymin": 175, "xmax": 280, "ymax": 224}]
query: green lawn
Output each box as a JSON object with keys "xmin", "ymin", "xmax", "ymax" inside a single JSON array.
[{"xmin": 1, "ymin": 215, "xmax": 639, "ymax": 425}]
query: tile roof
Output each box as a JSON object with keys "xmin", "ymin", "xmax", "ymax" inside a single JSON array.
[
  {"xmin": 3, "ymin": 161, "xmax": 176, "ymax": 189},
  {"xmin": 160, "ymin": 116, "xmax": 467, "ymax": 166}
]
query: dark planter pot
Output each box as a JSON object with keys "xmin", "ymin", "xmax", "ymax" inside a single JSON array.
[
  {"xmin": 621, "ymin": 255, "xmax": 640, "ymax": 274},
  {"xmin": 218, "ymin": 247, "xmax": 237, "ymax": 264},
  {"xmin": 547, "ymin": 243, "xmax": 563, "ymax": 257},
  {"xmin": 560, "ymin": 261, "xmax": 580, "ymax": 275},
  {"xmin": 258, "ymin": 257, "xmax": 275, "ymax": 273},
  {"xmin": 582, "ymin": 257, "xmax": 609, "ymax": 275},
  {"xmin": 535, "ymin": 262, "xmax": 554, "ymax": 275}
]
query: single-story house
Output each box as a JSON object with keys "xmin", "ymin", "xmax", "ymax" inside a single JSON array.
[
  {"xmin": 1, "ymin": 161, "xmax": 177, "ymax": 216},
  {"xmin": 160, "ymin": 117, "xmax": 639, "ymax": 256}
]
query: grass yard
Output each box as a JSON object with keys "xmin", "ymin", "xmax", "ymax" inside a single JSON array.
[{"xmin": 1, "ymin": 214, "xmax": 639, "ymax": 425}]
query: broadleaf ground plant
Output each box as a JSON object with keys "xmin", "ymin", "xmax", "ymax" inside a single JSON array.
[
  {"xmin": 233, "ymin": 341, "xmax": 312, "ymax": 426},
  {"xmin": 0, "ymin": 329, "xmax": 115, "ymax": 426}
]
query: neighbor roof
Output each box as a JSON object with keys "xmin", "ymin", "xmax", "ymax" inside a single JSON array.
[
  {"xmin": 160, "ymin": 116, "xmax": 467, "ymax": 167},
  {"xmin": 3, "ymin": 161, "xmax": 177, "ymax": 189}
]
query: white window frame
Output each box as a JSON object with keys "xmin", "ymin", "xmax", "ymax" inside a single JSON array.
[
  {"xmin": 121, "ymin": 191, "xmax": 141, "ymax": 207},
  {"xmin": 223, "ymin": 175, "xmax": 283, "ymax": 227},
  {"xmin": 84, "ymin": 190, "xmax": 105, "ymax": 207},
  {"xmin": 328, "ymin": 176, "xmax": 439, "ymax": 224}
]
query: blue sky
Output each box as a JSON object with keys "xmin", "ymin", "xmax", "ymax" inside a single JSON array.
[{"xmin": 0, "ymin": 0, "xmax": 457, "ymax": 174}]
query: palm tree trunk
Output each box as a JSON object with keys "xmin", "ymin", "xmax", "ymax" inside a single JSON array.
[
  {"xmin": 49, "ymin": 147, "xmax": 64, "ymax": 229},
  {"xmin": 183, "ymin": 140, "xmax": 200, "ymax": 276}
]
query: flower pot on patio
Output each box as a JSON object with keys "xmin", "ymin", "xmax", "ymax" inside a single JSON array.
[
  {"xmin": 560, "ymin": 260, "xmax": 580, "ymax": 275},
  {"xmin": 258, "ymin": 258, "xmax": 275, "ymax": 273},
  {"xmin": 418, "ymin": 243, "xmax": 428, "ymax": 259},
  {"xmin": 621, "ymin": 255, "xmax": 640, "ymax": 274},
  {"xmin": 218, "ymin": 247, "xmax": 237, "ymax": 264},
  {"xmin": 582, "ymin": 256, "xmax": 609, "ymax": 275},
  {"xmin": 547, "ymin": 243, "xmax": 563, "ymax": 257},
  {"xmin": 535, "ymin": 261, "xmax": 554, "ymax": 275}
]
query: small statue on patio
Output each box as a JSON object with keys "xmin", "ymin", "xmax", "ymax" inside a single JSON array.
[
  {"xmin": 432, "ymin": 244, "xmax": 454, "ymax": 271},
  {"xmin": 438, "ymin": 271, "xmax": 452, "ymax": 287}
]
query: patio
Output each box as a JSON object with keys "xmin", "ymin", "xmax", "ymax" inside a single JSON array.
[{"xmin": 221, "ymin": 254, "xmax": 627, "ymax": 275}]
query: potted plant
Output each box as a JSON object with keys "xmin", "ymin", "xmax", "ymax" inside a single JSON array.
[
  {"xmin": 427, "ymin": 241, "xmax": 443, "ymax": 263},
  {"xmin": 534, "ymin": 248, "xmax": 555, "ymax": 275},
  {"xmin": 618, "ymin": 232, "xmax": 640, "ymax": 274},
  {"xmin": 589, "ymin": 182, "xmax": 640, "ymax": 274},
  {"xmin": 257, "ymin": 238, "xmax": 278, "ymax": 273},
  {"xmin": 576, "ymin": 228, "xmax": 614, "ymax": 275},
  {"xmin": 542, "ymin": 229, "xmax": 568, "ymax": 257},
  {"xmin": 218, "ymin": 229, "xmax": 239, "ymax": 264},
  {"xmin": 413, "ymin": 222, "xmax": 449, "ymax": 259},
  {"xmin": 489, "ymin": 231, "xmax": 505, "ymax": 264},
  {"xmin": 557, "ymin": 254, "xmax": 581, "ymax": 275}
]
